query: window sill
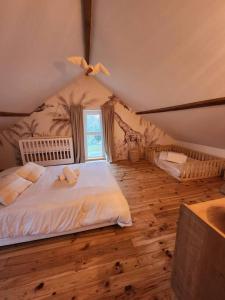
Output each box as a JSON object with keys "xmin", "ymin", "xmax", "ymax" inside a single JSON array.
[{"xmin": 85, "ymin": 157, "xmax": 105, "ymax": 162}]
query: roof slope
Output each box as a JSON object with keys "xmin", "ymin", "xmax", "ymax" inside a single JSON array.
[
  {"xmin": 0, "ymin": 0, "xmax": 225, "ymax": 149},
  {"xmin": 0, "ymin": 0, "xmax": 84, "ymax": 130},
  {"xmin": 92, "ymin": 0, "xmax": 225, "ymax": 149}
]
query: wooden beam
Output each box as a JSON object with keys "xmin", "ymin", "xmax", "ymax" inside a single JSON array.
[
  {"xmin": 0, "ymin": 111, "xmax": 30, "ymax": 117},
  {"xmin": 136, "ymin": 97, "xmax": 225, "ymax": 115},
  {"xmin": 81, "ymin": 0, "xmax": 92, "ymax": 64}
]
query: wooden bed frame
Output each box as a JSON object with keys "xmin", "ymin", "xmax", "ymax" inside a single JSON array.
[
  {"xmin": 0, "ymin": 221, "xmax": 116, "ymax": 247},
  {"xmin": 145, "ymin": 144, "xmax": 225, "ymax": 181}
]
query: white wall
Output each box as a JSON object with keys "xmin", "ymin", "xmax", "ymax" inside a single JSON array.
[
  {"xmin": 146, "ymin": 106, "xmax": 225, "ymax": 149},
  {"xmin": 0, "ymin": 76, "xmax": 173, "ymax": 169},
  {"xmin": 176, "ymin": 140, "xmax": 225, "ymax": 159},
  {"xmin": 0, "ymin": 75, "xmax": 112, "ymax": 169}
]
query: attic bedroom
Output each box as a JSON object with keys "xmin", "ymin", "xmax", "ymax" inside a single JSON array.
[{"xmin": 0, "ymin": 1, "xmax": 225, "ymax": 299}]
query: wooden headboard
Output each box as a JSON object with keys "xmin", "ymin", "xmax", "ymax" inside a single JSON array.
[{"xmin": 19, "ymin": 137, "xmax": 74, "ymax": 166}]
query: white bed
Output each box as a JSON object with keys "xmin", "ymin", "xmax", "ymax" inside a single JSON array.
[
  {"xmin": 155, "ymin": 157, "xmax": 183, "ymax": 178},
  {"xmin": 154, "ymin": 154, "xmax": 196, "ymax": 179},
  {"xmin": 0, "ymin": 161, "xmax": 132, "ymax": 246}
]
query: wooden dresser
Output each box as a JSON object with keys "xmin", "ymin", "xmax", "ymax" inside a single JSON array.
[{"xmin": 172, "ymin": 198, "xmax": 225, "ymax": 300}]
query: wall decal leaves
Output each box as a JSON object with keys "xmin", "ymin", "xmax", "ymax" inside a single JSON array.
[
  {"xmin": 49, "ymin": 91, "xmax": 98, "ymax": 136},
  {"xmin": 49, "ymin": 94, "xmax": 72, "ymax": 135},
  {"xmin": 56, "ymin": 122, "xmax": 69, "ymax": 136},
  {"xmin": 33, "ymin": 103, "xmax": 54, "ymax": 113},
  {"xmin": 0, "ymin": 80, "xmax": 171, "ymax": 168},
  {"xmin": 108, "ymin": 94, "xmax": 130, "ymax": 110},
  {"xmin": 1, "ymin": 119, "xmax": 41, "ymax": 164},
  {"xmin": 22, "ymin": 119, "xmax": 39, "ymax": 137}
]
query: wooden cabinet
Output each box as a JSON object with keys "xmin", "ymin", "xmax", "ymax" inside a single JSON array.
[{"xmin": 172, "ymin": 199, "xmax": 225, "ymax": 300}]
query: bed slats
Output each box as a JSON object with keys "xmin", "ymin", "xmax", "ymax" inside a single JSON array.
[{"xmin": 19, "ymin": 137, "xmax": 74, "ymax": 166}]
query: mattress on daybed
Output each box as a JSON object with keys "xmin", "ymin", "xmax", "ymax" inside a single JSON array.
[
  {"xmin": 154, "ymin": 154, "xmax": 197, "ymax": 179},
  {"xmin": 0, "ymin": 162, "xmax": 132, "ymax": 243},
  {"xmin": 155, "ymin": 157, "xmax": 183, "ymax": 178}
]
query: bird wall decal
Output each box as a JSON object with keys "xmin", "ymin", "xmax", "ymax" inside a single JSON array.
[{"xmin": 67, "ymin": 56, "xmax": 110, "ymax": 76}]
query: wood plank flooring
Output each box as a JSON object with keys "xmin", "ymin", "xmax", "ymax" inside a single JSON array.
[{"xmin": 0, "ymin": 161, "xmax": 224, "ymax": 300}]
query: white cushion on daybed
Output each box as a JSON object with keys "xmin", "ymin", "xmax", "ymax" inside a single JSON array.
[
  {"xmin": 155, "ymin": 152, "xmax": 195, "ymax": 179},
  {"xmin": 167, "ymin": 152, "xmax": 187, "ymax": 164},
  {"xmin": 159, "ymin": 151, "xmax": 168, "ymax": 160},
  {"xmin": 159, "ymin": 151, "xmax": 187, "ymax": 164},
  {"xmin": 155, "ymin": 152, "xmax": 188, "ymax": 179},
  {"xmin": 155, "ymin": 158, "xmax": 183, "ymax": 178}
]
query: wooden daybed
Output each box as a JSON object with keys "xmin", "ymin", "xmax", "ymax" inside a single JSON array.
[{"xmin": 145, "ymin": 144, "xmax": 225, "ymax": 181}]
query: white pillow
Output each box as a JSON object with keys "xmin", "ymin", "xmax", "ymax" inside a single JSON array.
[
  {"xmin": 0, "ymin": 167, "xmax": 20, "ymax": 178},
  {"xmin": 16, "ymin": 162, "xmax": 45, "ymax": 183},
  {"xmin": 0, "ymin": 174, "xmax": 32, "ymax": 206},
  {"xmin": 159, "ymin": 151, "xmax": 168, "ymax": 160},
  {"xmin": 166, "ymin": 152, "xmax": 187, "ymax": 164}
]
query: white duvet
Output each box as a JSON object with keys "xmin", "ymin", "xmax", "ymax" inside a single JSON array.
[{"xmin": 0, "ymin": 162, "xmax": 132, "ymax": 242}]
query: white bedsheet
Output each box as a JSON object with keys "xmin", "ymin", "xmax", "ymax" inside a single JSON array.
[
  {"xmin": 155, "ymin": 158, "xmax": 182, "ymax": 178},
  {"xmin": 0, "ymin": 162, "xmax": 132, "ymax": 242},
  {"xmin": 155, "ymin": 155, "xmax": 197, "ymax": 179}
]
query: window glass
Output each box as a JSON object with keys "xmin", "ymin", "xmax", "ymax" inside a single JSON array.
[
  {"xmin": 87, "ymin": 135, "xmax": 102, "ymax": 158},
  {"xmin": 86, "ymin": 114, "xmax": 101, "ymax": 132},
  {"xmin": 84, "ymin": 110, "xmax": 104, "ymax": 160}
]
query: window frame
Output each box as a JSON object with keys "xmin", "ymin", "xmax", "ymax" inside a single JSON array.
[{"xmin": 83, "ymin": 109, "xmax": 105, "ymax": 161}]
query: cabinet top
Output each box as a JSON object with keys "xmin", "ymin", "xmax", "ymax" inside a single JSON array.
[{"xmin": 186, "ymin": 198, "xmax": 225, "ymax": 238}]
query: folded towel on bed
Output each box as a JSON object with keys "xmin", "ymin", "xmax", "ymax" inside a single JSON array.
[
  {"xmin": 62, "ymin": 167, "xmax": 80, "ymax": 185},
  {"xmin": 59, "ymin": 174, "xmax": 66, "ymax": 182}
]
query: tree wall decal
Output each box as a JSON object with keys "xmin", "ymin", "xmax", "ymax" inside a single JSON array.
[
  {"xmin": 49, "ymin": 92, "xmax": 99, "ymax": 136},
  {"xmin": 1, "ymin": 119, "xmax": 40, "ymax": 164},
  {"xmin": 49, "ymin": 95, "xmax": 73, "ymax": 136}
]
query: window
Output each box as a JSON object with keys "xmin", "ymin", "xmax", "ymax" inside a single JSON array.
[{"xmin": 83, "ymin": 110, "xmax": 105, "ymax": 160}]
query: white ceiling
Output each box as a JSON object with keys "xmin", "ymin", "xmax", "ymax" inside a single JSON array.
[
  {"xmin": 0, "ymin": 0, "xmax": 225, "ymax": 149},
  {"xmin": 0, "ymin": 0, "xmax": 83, "ymax": 130},
  {"xmin": 92, "ymin": 0, "xmax": 225, "ymax": 149}
]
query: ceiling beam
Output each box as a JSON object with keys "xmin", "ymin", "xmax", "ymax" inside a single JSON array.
[
  {"xmin": 0, "ymin": 111, "xmax": 30, "ymax": 117},
  {"xmin": 81, "ymin": 0, "xmax": 92, "ymax": 64},
  {"xmin": 136, "ymin": 97, "xmax": 225, "ymax": 115}
]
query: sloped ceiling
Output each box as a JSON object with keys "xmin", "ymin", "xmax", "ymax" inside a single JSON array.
[
  {"xmin": 1, "ymin": 0, "xmax": 225, "ymax": 149},
  {"xmin": 0, "ymin": 0, "xmax": 83, "ymax": 130},
  {"xmin": 91, "ymin": 0, "xmax": 225, "ymax": 149}
]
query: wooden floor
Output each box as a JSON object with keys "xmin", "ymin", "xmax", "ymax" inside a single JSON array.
[{"xmin": 0, "ymin": 161, "xmax": 224, "ymax": 300}]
